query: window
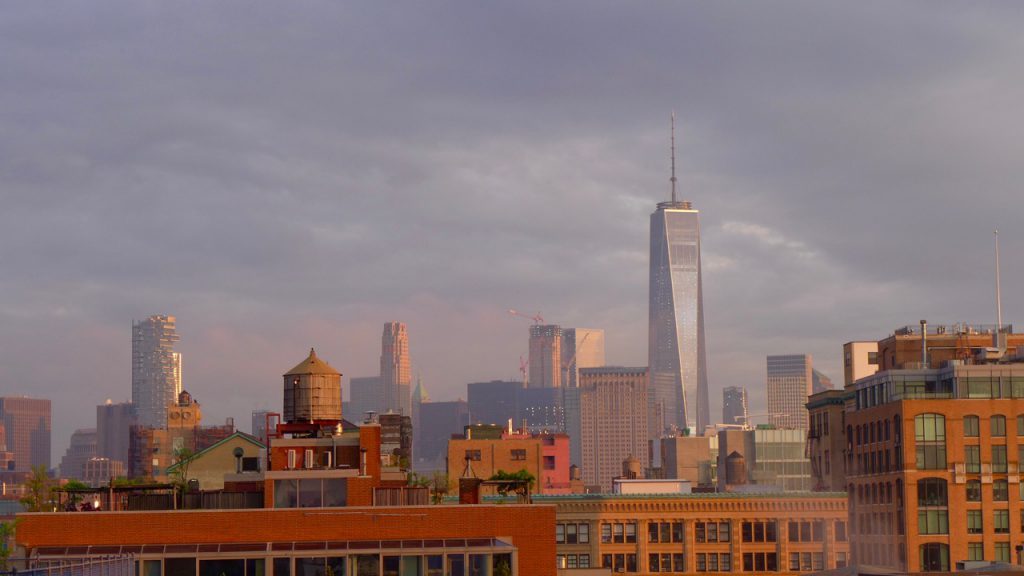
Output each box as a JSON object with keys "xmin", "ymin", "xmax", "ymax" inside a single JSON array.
[
  {"xmin": 614, "ymin": 523, "xmax": 624, "ymax": 543},
  {"xmin": 696, "ymin": 553, "xmax": 730, "ymax": 573},
  {"xmin": 996, "ymin": 542, "xmax": 1011, "ymax": 563},
  {"xmin": 696, "ymin": 522, "xmax": 729, "ymax": 543},
  {"xmin": 672, "ymin": 522, "xmax": 684, "ymax": 542},
  {"xmin": 465, "ymin": 450, "xmax": 481, "ymax": 461},
  {"xmin": 992, "ymin": 415, "xmax": 1007, "ymax": 437},
  {"xmin": 994, "ymin": 510, "xmax": 1010, "ymax": 533},
  {"xmin": 601, "ymin": 524, "xmax": 611, "ymax": 543},
  {"xmin": 543, "ymin": 455, "xmax": 555, "ymax": 470},
  {"xmin": 968, "ymin": 543, "xmax": 984, "ymax": 562},
  {"xmin": 918, "ymin": 510, "xmax": 948, "ymax": 534},
  {"xmin": 993, "ymin": 446, "xmax": 1008, "ymax": 473},
  {"xmin": 740, "ymin": 521, "xmax": 776, "ymax": 543},
  {"xmin": 625, "ymin": 523, "xmax": 637, "ymax": 543},
  {"xmin": 994, "ymin": 479, "xmax": 1009, "ymax": 502},
  {"xmin": 835, "ymin": 521, "xmax": 847, "ymax": 542},
  {"xmin": 510, "ymin": 449, "xmax": 526, "ymax": 461},
  {"xmin": 1018, "ymin": 414, "xmax": 1024, "ymax": 436},
  {"xmin": 579, "ymin": 523, "xmax": 589, "ymax": 543},
  {"xmin": 965, "ymin": 445, "xmax": 981, "ymax": 473},
  {"xmin": 917, "ymin": 478, "xmax": 948, "ymax": 507},
  {"xmin": 967, "ymin": 480, "xmax": 981, "ymax": 501},
  {"xmin": 920, "ymin": 543, "xmax": 949, "ymax": 572},
  {"xmin": 788, "ymin": 521, "xmax": 824, "ymax": 542},
  {"xmin": 741, "ymin": 553, "xmax": 777, "ymax": 572},
  {"xmin": 556, "ymin": 524, "xmax": 564, "ymax": 544},
  {"xmin": 566, "ymin": 524, "xmax": 578, "ymax": 544},
  {"xmin": 964, "ymin": 415, "xmax": 980, "ymax": 437},
  {"xmin": 654, "ymin": 553, "xmax": 688, "ymax": 573},
  {"xmin": 967, "ymin": 510, "xmax": 982, "ymax": 534},
  {"xmin": 914, "ymin": 414, "xmax": 946, "ymax": 469}
]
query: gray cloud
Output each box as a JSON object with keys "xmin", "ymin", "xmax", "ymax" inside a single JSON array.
[{"xmin": 2, "ymin": 1, "xmax": 1023, "ymax": 459}]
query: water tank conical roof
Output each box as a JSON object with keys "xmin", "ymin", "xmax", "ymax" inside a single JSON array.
[{"xmin": 284, "ymin": 348, "xmax": 341, "ymax": 376}]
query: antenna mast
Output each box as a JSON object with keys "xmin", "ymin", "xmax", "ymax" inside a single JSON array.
[
  {"xmin": 996, "ymin": 229, "xmax": 1003, "ymax": 332},
  {"xmin": 670, "ymin": 112, "xmax": 678, "ymax": 204}
]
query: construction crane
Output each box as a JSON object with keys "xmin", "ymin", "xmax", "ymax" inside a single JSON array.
[
  {"xmin": 508, "ymin": 309, "xmax": 544, "ymax": 325},
  {"xmin": 518, "ymin": 355, "xmax": 529, "ymax": 386}
]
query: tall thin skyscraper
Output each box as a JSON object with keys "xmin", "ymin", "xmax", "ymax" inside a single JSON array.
[
  {"xmin": 561, "ymin": 328, "xmax": 606, "ymax": 388},
  {"xmin": 722, "ymin": 386, "xmax": 749, "ymax": 427},
  {"xmin": 131, "ymin": 315, "xmax": 181, "ymax": 428},
  {"xmin": 381, "ymin": 322, "xmax": 411, "ymax": 416},
  {"xmin": 528, "ymin": 324, "xmax": 562, "ymax": 388},
  {"xmin": 648, "ymin": 116, "xmax": 709, "ymax": 434},
  {"xmin": 766, "ymin": 354, "xmax": 813, "ymax": 429}
]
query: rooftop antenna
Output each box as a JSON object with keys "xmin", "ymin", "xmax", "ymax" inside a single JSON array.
[
  {"xmin": 995, "ymin": 229, "xmax": 1003, "ymax": 337},
  {"xmin": 670, "ymin": 111, "xmax": 678, "ymax": 204}
]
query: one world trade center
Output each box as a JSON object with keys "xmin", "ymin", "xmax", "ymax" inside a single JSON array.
[{"xmin": 648, "ymin": 115, "xmax": 709, "ymax": 435}]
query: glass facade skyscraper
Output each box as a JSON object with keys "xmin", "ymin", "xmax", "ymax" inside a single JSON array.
[
  {"xmin": 131, "ymin": 315, "xmax": 181, "ymax": 428},
  {"xmin": 649, "ymin": 200, "xmax": 709, "ymax": 434}
]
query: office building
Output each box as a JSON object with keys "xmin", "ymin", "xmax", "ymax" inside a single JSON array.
[
  {"xmin": 517, "ymin": 387, "xmax": 565, "ymax": 434},
  {"xmin": 529, "ymin": 324, "xmax": 562, "ymax": 388},
  {"xmin": 414, "ymin": 400, "xmax": 470, "ymax": 473},
  {"xmin": 467, "ymin": 380, "xmax": 522, "ymax": 426},
  {"xmin": 649, "ymin": 196, "xmax": 709, "ymax": 434},
  {"xmin": 579, "ymin": 367, "xmax": 649, "ymax": 491},
  {"xmin": 812, "ymin": 369, "xmax": 834, "ymax": 394},
  {"xmin": 0, "ymin": 422, "xmax": 13, "ymax": 473},
  {"xmin": 96, "ymin": 401, "xmax": 135, "ymax": 467},
  {"xmin": 561, "ymin": 328, "xmax": 606, "ymax": 388},
  {"xmin": 767, "ymin": 355, "xmax": 813, "ymax": 429},
  {"xmin": 58, "ymin": 428, "xmax": 97, "ymax": 480},
  {"xmin": 722, "ymin": 386, "xmax": 748, "ymax": 427},
  {"xmin": 82, "ymin": 457, "xmax": 126, "ymax": 487},
  {"xmin": 806, "ymin": 389, "xmax": 851, "ymax": 492},
  {"xmin": 380, "ymin": 322, "xmax": 411, "ymax": 416},
  {"xmin": 0, "ymin": 396, "xmax": 51, "ymax": 472},
  {"xmin": 348, "ymin": 376, "xmax": 383, "ymax": 422},
  {"xmin": 132, "ymin": 315, "xmax": 182, "ymax": 428},
  {"xmin": 545, "ymin": 491, "xmax": 849, "ymax": 573},
  {"xmin": 717, "ymin": 428, "xmax": 812, "ymax": 493}
]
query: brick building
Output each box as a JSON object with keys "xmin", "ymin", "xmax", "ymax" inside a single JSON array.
[
  {"xmin": 447, "ymin": 424, "xmax": 576, "ymax": 494},
  {"xmin": 544, "ymin": 491, "xmax": 849, "ymax": 574}
]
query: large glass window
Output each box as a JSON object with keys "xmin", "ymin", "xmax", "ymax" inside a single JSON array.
[
  {"xmin": 996, "ymin": 543, "xmax": 1011, "ymax": 563},
  {"xmin": 917, "ymin": 479, "xmax": 947, "ymax": 507},
  {"xmin": 918, "ymin": 510, "xmax": 948, "ymax": 534},
  {"xmin": 995, "ymin": 510, "xmax": 1010, "ymax": 533},
  {"xmin": 967, "ymin": 510, "xmax": 983, "ymax": 534},
  {"xmin": 964, "ymin": 416, "xmax": 980, "ymax": 437},
  {"xmin": 274, "ymin": 479, "xmax": 298, "ymax": 508},
  {"xmin": 994, "ymin": 479, "xmax": 1009, "ymax": 501},
  {"xmin": 199, "ymin": 560, "xmax": 244, "ymax": 576},
  {"xmin": 914, "ymin": 414, "xmax": 946, "ymax": 470},
  {"xmin": 166, "ymin": 559, "xmax": 196, "ymax": 576}
]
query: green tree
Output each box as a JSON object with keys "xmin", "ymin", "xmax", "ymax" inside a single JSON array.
[
  {"xmin": 429, "ymin": 471, "xmax": 451, "ymax": 504},
  {"xmin": 19, "ymin": 465, "xmax": 55, "ymax": 512},
  {"xmin": 488, "ymin": 469, "xmax": 535, "ymax": 500},
  {"xmin": 169, "ymin": 447, "xmax": 196, "ymax": 491},
  {"xmin": 0, "ymin": 518, "xmax": 20, "ymax": 570}
]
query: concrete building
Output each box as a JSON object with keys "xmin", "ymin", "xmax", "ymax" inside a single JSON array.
[
  {"xmin": 58, "ymin": 428, "xmax": 96, "ymax": 480},
  {"xmin": 649, "ymin": 193, "xmax": 710, "ymax": 434},
  {"xmin": 843, "ymin": 340, "xmax": 879, "ymax": 387},
  {"xmin": 767, "ymin": 355, "xmax": 813, "ymax": 429},
  {"xmin": 380, "ymin": 322, "xmax": 411, "ymax": 416},
  {"xmin": 544, "ymin": 491, "xmax": 849, "ymax": 574},
  {"xmin": 447, "ymin": 425, "xmax": 575, "ymax": 494},
  {"xmin": 0, "ymin": 396, "xmax": 51, "ymax": 473},
  {"xmin": 660, "ymin": 434, "xmax": 713, "ymax": 485},
  {"xmin": 529, "ymin": 324, "xmax": 563, "ymax": 388},
  {"xmin": 132, "ymin": 315, "xmax": 182, "ymax": 428},
  {"xmin": 96, "ymin": 401, "xmax": 134, "ymax": 467},
  {"xmin": 561, "ymin": 328, "xmax": 606, "ymax": 389},
  {"xmin": 579, "ymin": 367, "xmax": 649, "ymax": 491},
  {"xmin": 722, "ymin": 386, "xmax": 748, "ymax": 427},
  {"xmin": 348, "ymin": 376, "xmax": 383, "ymax": 422},
  {"xmin": 82, "ymin": 457, "xmax": 125, "ymax": 487},
  {"xmin": 414, "ymin": 400, "xmax": 470, "ymax": 473}
]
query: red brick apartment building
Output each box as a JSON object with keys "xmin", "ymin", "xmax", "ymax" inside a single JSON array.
[{"xmin": 810, "ymin": 322, "xmax": 1024, "ymax": 572}]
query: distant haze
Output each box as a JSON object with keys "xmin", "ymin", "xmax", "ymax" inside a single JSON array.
[{"xmin": 1, "ymin": 2, "xmax": 1021, "ymax": 462}]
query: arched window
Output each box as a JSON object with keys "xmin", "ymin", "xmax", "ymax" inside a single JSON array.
[
  {"xmin": 991, "ymin": 415, "xmax": 1006, "ymax": 437},
  {"xmin": 914, "ymin": 414, "xmax": 946, "ymax": 470},
  {"xmin": 963, "ymin": 415, "xmax": 979, "ymax": 437},
  {"xmin": 920, "ymin": 543, "xmax": 949, "ymax": 572}
]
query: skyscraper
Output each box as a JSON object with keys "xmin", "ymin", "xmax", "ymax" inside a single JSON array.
[
  {"xmin": 380, "ymin": 322, "xmax": 411, "ymax": 415},
  {"xmin": 528, "ymin": 324, "xmax": 562, "ymax": 388},
  {"xmin": 722, "ymin": 386, "xmax": 748, "ymax": 427},
  {"xmin": 348, "ymin": 376, "xmax": 384, "ymax": 421},
  {"xmin": 579, "ymin": 366, "xmax": 649, "ymax": 490},
  {"xmin": 561, "ymin": 328, "xmax": 606, "ymax": 388},
  {"xmin": 0, "ymin": 396, "xmax": 51, "ymax": 472},
  {"xmin": 648, "ymin": 118, "xmax": 709, "ymax": 434},
  {"xmin": 132, "ymin": 315, "xmax": 181, "ymax": 428},
  {"xmin": 766, "ymin": 354, "xmax": 813, "ymax": 429},
  {"xmin": 96, "ymin": 400, "xmax": 135, "ymax": 466}
]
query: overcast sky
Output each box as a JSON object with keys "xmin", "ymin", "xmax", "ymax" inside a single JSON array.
[{"xmin": 3, "ymin": 2, "xmax": 1023, "ymax": 463}]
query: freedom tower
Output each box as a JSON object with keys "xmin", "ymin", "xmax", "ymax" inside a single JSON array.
[{"xmin": 648, "ymin": 115, "xmax": 709, "ymax": 434}]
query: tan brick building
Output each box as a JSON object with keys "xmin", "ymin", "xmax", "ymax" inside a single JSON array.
[{"xmin": 544, "ymin": 491, "xmax": 849, "ymax": 574}]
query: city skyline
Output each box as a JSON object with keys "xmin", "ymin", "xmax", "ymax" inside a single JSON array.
[{"xmin": 3, "ymin": 3, "xmax": 1023, "ymax": 461}]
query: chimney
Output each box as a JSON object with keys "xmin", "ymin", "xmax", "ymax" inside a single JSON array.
[{"xmin": 920, "ymin": 319, "xmax": 928, "ymax": 367}]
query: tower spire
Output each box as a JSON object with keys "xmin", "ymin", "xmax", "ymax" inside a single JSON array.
[{"xmin": 670, "ymin": 111, "xmax": 678, "ymax": 204}]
